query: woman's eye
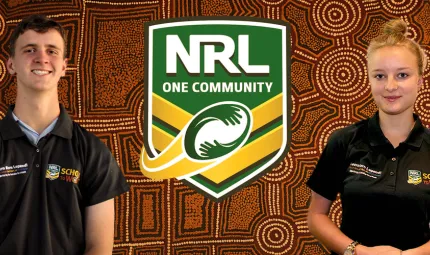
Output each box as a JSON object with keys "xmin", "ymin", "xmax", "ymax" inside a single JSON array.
[
  {"xmin": 398, "ymin": 73, "xmax": 409, "ymax": 78},
  {"xmin": 374, "ymin": 74, "xmax": 384, "ymax": 79}
]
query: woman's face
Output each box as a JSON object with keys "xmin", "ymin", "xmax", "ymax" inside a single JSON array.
[{"xmin": 368, "ymin": 46, "xmax": 422, "ymax": 117}]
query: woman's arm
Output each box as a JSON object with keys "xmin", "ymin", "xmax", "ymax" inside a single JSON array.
[
  {"xmin": 402, "ymin": 241, "xmax": 430, "ymax": 255},
  {"xmin": 308, "ymin": 191, "xmax": 401, "ymax": 255},
  {"xmin": 308, "ymin": 191, "xmax": 356, "ymax": 254}
]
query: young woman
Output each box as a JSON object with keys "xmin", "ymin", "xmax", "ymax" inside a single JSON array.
[{"xmin": 307, "ymin": 19, "xmax": 430, "ymax": 255}]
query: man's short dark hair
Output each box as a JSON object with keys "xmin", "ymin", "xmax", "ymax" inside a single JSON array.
[{"xmin": 9, "ymin": 14, "xmax": 67, "ymax": 58}]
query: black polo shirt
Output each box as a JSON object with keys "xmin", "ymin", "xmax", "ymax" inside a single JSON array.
[
  {"xmin": 0, "ymin": 105, "xmax": 129, "ymax": 255},
  {"xmin": 307, "ymin": 113, "xmax": 430, "ymax": 252}
]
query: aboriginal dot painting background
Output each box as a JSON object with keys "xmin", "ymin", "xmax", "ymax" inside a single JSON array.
[{"xmin": 0, "ymin": 0, "xmax": 429, "ymax": 254}]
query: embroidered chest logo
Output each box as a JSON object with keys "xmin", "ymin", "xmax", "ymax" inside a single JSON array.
[
  {"xmin": 422, "ymin": 173, "xmax": 430, "ymax": 185},
  {"xmin": 407, "ymin": 170, "xmax": 422, "ymax": 185},
  {"xmin": 60, "ymin": 168, "xmax": 81, "ymax": 184},
  {"xmin": 45, "ymin": 164, "xmax": 81, "ymax": 184},
  {"xmin": 348, "ymin": 163, "xmax": 381, "ymax": 179},
  {"xmin": 46, "ymin": 164, "xmax": 61, "ymax": 180},
  {"xmin": 0, "ymin": 163, "xmax": 29, "ymax": 178}
]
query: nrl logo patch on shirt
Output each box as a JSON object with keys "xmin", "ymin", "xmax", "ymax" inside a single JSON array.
[
  {"xmin": 46, "ymin": 164, "xmax": 61, "ymax": 181},
  {"xmin": 407, "ymin": 170, "xmax": 422, "ymax": 185}
]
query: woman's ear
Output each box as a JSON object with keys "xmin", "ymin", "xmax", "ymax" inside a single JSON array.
[{"xmin": 418, "ymin": 77, "xmax": 424, "ymax": 90}]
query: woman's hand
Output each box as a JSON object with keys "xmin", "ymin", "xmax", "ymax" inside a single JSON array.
[{"xmin": 356, "ymin": 245, "xmax": 402, "ymax": 255}]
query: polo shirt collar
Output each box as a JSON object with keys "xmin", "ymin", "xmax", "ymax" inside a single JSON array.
[
  {"xmin": 0, "ymin": 104, "xmax": 73, "ymax": 140},
  {"xmin": 368, "ymin": 112, "xmax": 424, "ymax": 148},
  {"xmin": 50, "ymin": 104, "xmax": 73, "ymax": 139},
  {"xmin": 0, "ymin": 106, "xmax": 25, "ymax": 140}
]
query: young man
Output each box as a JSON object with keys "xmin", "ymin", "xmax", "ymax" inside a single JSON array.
[{"xmin": 1, "ymin": 15, "xmax": 129, "ymax": 254}]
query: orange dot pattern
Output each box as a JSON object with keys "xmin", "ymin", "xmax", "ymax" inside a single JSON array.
[{"xmin": 201, "ymin": 0, "xmax": 232, "ymax": 16}]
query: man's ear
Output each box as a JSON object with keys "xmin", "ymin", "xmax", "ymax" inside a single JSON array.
[
  {"xmin": 61, "ymin": 58, "xmax": 68, "ymax": 77},
  {"xmin": 7, "ymin": 58, "xmax": 15, "ymax": 75}
]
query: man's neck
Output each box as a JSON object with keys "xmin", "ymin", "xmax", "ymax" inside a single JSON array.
[{"xmin": 13, "ymin": 93, "xmax": 60, "ymax": 134}]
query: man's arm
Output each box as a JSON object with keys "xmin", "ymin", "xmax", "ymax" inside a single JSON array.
[{"xmin": 84, "ymin": 199, "xmax": 115, "ymax": 255}]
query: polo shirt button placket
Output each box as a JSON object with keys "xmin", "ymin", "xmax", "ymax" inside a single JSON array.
[
  {"xmin": 389, "ymin": 156, "xmax": 398, "ymax": 187},
  {"xmin": 34, "ymin": 147, "xmax": 41, "ymax": 176}
]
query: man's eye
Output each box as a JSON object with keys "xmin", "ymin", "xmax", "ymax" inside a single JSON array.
[
  {"xmin": 25, "ymin": 48, "xmax": 35, "ymax": 53},
  {"xmin": 48, "ymin": 50, "xmax": 58, "ymax": 55}
]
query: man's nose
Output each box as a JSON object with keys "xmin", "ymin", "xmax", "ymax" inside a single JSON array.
[{"xmin": 33, "ymin": 51, "xmax": 49, "ymax": 64}]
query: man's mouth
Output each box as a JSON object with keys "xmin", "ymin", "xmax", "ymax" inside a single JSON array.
[{"xmin": 32, "ymin": 70, "xmax": 52, "ymax": 75}]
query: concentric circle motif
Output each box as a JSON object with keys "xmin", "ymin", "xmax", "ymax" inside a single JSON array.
[
  {"xmin": 256, "ymin": 217, "xmax": 296, "ymax": 254},
  {"xmin": 263, "ymin": 152, "xmax": 293, "ymax": 183},
  {"xmin": 260, "ymin": 0, "xmax": 288, "ymax": 5},
  {"xmin": 291, "ymin": 94, "xmax": 296, "ymax": 115},
  {"xmin": 329, "ymin": 198, "xmax": 342, "ymax": 227},
  {"xmin": 422, "ymin": 49, "xmax": 430, "ymax": 79},
  {"xmin": 381, "ymin": 0, "xmax": 418, "ymax": 14},
  {"xmin": 407, "ymin": 26, "xmax": 418, "ymax": 41},
  {"xmin": 316, "ymin": 47, "xmax": 369, "ymax": 103},
  {"xmin": 138, "ymin": 100, "xmax": 144, "ymax": 137},
  {"xmin": 312, "ymin": 0, "xmax": 361, "ymax": 36},
  {"xmin": 0, "ymin": 14, "xmax": 4, "ymax": 37},
  {"xmin": 415, "ymin": 87, "xmax": 430, "ymax": 124},
  {"xmin": 318, "ymin": 121, "xmax": 352, "ymax": 153},
  {"xmin": 0, "ymin": 59, "xmax": 6, "ymax": 83}
]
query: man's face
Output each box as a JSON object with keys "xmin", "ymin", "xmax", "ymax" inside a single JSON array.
[{"xmin": 7, "ymin": 29, "xmax": 67, "ymax": 93}]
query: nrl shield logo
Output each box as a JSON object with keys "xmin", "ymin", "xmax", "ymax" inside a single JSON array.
[
  {"xmin": 408, "ymin": 170, "xmax": 422, "ymax": 185},
  {"xmin": 46, "ymin": 164, "xmax": 61, "ymax": 181},
  {"xmin": 140, "ymin": 18, "xmax": 291, "ymax": 200}
]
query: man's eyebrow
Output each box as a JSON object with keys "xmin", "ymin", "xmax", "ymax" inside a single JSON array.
[
  {"xmin": 20, "ymin": 43, "xmax": 37, "ymax": 50},
  {"xmin": 46, "ymin": 44, "xmax": 62, "ymax": 50},
  {"xmin": 20, "ymin": 43, "xmax": 62, "ymax": 50}
]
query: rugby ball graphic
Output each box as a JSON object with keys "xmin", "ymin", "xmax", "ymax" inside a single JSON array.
[{"xmin": 184, "ymin": 102, "xmax": 252, "ymax": 161}]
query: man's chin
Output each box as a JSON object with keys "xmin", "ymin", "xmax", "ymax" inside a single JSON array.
[{"xmin": 20, "ymin": 83, "xmax": 58, "ymax": 93}]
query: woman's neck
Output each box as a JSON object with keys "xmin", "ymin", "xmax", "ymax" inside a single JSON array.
[{"xmin": 378, "ymin": 110, "xmax": 415, "ymax": 148}]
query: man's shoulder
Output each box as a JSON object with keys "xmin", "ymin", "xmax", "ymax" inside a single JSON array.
[{"xmin": 69, "ymin": 121, "xmax": 110, "ymax": 152}]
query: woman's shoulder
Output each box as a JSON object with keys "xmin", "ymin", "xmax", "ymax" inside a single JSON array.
[{"xmin": 329, "ymin": 118, "xmax": 369, "ymax": 143}]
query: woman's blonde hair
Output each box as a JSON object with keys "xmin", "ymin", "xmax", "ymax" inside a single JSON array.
[{"xmin": 367, "ymin": 19, "xmax": 427, "ymax": 75}]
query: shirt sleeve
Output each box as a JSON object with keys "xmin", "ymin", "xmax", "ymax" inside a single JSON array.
[
  {"xmin": 82, "ymin": 137, "xmax": 129, "ymax": 206},
  {"xmin": 307, "ymin": 129, "xmax": 349, "ymax": 201}
]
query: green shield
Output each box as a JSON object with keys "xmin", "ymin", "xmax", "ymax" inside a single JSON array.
[{"xmin": 141, "ymin": 18, "xmax": 291, "ymax": 200}]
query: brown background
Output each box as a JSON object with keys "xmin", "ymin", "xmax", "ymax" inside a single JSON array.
[{"xmin": 1, "ymin": 0, "xmax": 430, "ymax": 254}]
